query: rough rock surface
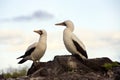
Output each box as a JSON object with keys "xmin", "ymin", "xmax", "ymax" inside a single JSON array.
[{"xmin": 2, "ymin": 55, "xmax": 120, "ymax": 80}]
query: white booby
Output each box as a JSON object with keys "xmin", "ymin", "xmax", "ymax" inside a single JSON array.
[
  {"xmin": 55, "ymin": 20, "xmax": 88, "ymax": 60},
  {"xmin": 17, "ymin": 29, "xmax": 47, "ymax": 64}
]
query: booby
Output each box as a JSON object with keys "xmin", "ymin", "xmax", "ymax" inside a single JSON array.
[
  {"xmin": 55, "ymin": 20, "xmax": 88, "ymax": 60},
  {"xmin": 17, "ymin": 29, "xmax": 47, "ymax": 64}
]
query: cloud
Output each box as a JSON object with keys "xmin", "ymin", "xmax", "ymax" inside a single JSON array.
[
  {"xmin": 0, "ymin": 10, "xmax": 54, "ymax": 22},
  {"xmin": 13, "ymin": 15, "xmax": 33, "ymax": 21},
  {"xmin": 33, "ymin": 11, "xmax": 54, "ymax": 19},
  {"xmin": 0, "ymin": 29, "xmax": 36, "ymax": 53},
  {"xmin": 98, "ymin": 32, "xmax": 120, "ymax": 53},
  {"xmin": 0, "ymin": 29, "xmax": 24, "ymax": 44},
  {"xmin": 74, "ymin": 28, "xmax": 120, "ymax": 61},
  {"xmin": 0, "ymin": 28, "xmax": 120, "ymax": 62},
  {"xmin": 1, "ymin": 28, "xmax": 119, "ymax": 52},
  {"xmin": 0, "ymin": 29, "xmax": 63, "ymax": 53},
  {"xmin": 75, "ymin": 28, "xmax": 120, "ymax": 49},
  {"xmin": 99, "ymin": 32, "xmax": 120, "ymax": 46}
]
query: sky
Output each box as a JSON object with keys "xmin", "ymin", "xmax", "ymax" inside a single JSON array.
[{"xmin": 0, "ymin": 0, "xmax": 120, "ymax": 71}]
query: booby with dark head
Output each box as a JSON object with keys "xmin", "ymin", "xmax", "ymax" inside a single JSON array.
[
  {"xmin": 55, "ymin": 20, "xmax": 88, "ymax": 60},
  {"xmin": 17, "ymin": 29, "xmax": 47, "ymax": 64}
]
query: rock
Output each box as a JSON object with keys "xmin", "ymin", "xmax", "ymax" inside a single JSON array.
[
  {"xmin": 27, "ymin": 62, "xmax": 47, "ymax": 76},
  {"xmin": 111, "ymin": 67, "xmax": 120, "ymax": 80},
  {"xmin": 27, "ymin": 55, "xmax": 93, "ymax": 77},
  {"xmin": 26, "ymin": 55, "xmax": 120, "ymax": 80},
  {"xmin": 4, "ymin": 55, "xmax": 120, "ymax": 80},
  {"xmin": 84, "ymin": 57, "xmax": 113, "ymax": 72},
  {"xmin": 0, "ymin": 74, "xmax": 4, "ymax": 80}
]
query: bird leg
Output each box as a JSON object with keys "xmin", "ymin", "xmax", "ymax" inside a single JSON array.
[{"xmin": 33, "ymin": 61, "xmax": 39, "ymax": 67}]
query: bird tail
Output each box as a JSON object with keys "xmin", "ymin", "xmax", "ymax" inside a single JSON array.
[
  {"xmin": 18, "ymin": 59, "xmax": 27, "ymax": 64},
  {"xmin": 73, "ymin": 54, "xmax": 84, "ymax": 62},
  {"xmin": 17, "ymin": 55, "xmax": 24, "ymax": 59}
]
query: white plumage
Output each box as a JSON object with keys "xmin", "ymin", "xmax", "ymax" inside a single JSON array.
[
  {"xmin": 17, "ymin": 29, "xmax": 47, "ymax": 64},
  {"xmin": 55, "ymin": 20, "xmax": 88, "ymax": 60}
]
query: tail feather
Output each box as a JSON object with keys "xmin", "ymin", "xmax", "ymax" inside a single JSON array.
[
  {"xmin": 18, "ymin": 59, "xmax": 27, "ymax": 64},
  {"xmin": 73, "ymin": 54, "xmax": 84, "ymax": 62},
  {"xmin": 17, "ymin": 55, "xmax": 24, "ymax": 59}
]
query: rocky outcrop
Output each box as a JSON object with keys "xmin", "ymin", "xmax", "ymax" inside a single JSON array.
[
  {"xmin": 26, "ymin": 55, "xmax": 120, "ymax": 80},
  {"xmin": 2, "ymin": 55, "xmax": 120, "ymax": 80}
]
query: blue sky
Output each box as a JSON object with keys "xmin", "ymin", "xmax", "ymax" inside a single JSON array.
[{"xmin": 0, "ymin": 0, "xmax": 120, "ymax": 71}]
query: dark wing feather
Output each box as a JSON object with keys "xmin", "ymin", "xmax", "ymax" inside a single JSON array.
[
  {"xmin": 23, "ymin": 47, "xmax": 36, "ymax": 57},
  {"xmin": 17, "ymin": 47, "xmax": 36, "ymax": 59},
  {"xmin": 72, "ymin": 40, "xmax": 88, "ymax": 58}
]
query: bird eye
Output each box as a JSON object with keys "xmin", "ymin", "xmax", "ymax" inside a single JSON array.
[
  {"xmin": 63, "ymin": 23, "xmax": 67, "ymax": 26},
  {"xmin": 39, "ymin": 31, "xmax": 43, "ymax": 35}
]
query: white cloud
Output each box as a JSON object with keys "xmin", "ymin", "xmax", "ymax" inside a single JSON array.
[
  {"xmin": 0, "ymin": 27, "xmax": 120, "ymax": 70},
  {"xmin": 0, "ymin": 29, "xmax": 64, "ymax": 54},
  {"xmin": 75, "ymin": 28, "xmax": 120, "ymax": 49},
  {"xmin": 73, "ymin": 27, "xmax": 120, "ymax": 61},
  {"xmin": 0, "ymin": 29, "xmax": 36, "ymax": 52},
  {"xmin": 1, "ymin": 28, "xmax": 119, "ymax": 55}
]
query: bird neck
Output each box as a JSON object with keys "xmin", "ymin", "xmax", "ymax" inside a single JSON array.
[
  {"xmin": 38, "ymin": 35, "xmax": 47, "ymax": 44},
  {"xmin": 66, "ymin": 24, "xmax": 74, "ymax": 32}
]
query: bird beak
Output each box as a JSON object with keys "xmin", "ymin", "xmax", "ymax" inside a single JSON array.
[
  {"xmin": 55, "ymin": 22, "xmax": 65, "ymax": 26},
  {"xmin": 34, "ymin": 30, "xmax": 42, "ymax": 35},
  {"xmin": 34, "ymin": 30, "xmax": 39, "ymax": 33}
]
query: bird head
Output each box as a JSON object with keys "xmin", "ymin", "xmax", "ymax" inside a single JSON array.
[
  {"xmin": 34, "ymin": 29, "xmax": 47, "ymax": 36},
  {"xmin": 55, "ymin": 20, "xmax": 74, "ymax": 31},
  {"xmin": 55, "ymin": 20, "xmax": 73, "ymax": 27}
]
